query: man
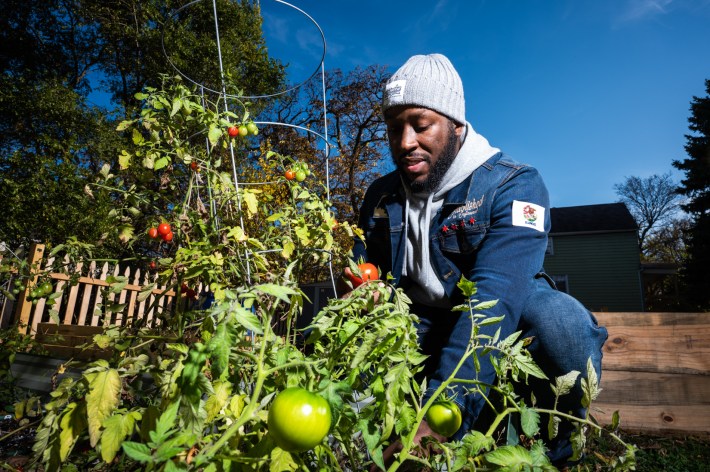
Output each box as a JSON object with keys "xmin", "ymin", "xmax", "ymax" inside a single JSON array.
[{"xmin": 346, "ymin": 53, "xmax": 608, "ymax": 467}]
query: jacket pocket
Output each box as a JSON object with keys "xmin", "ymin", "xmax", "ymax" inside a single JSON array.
[{"xmin": 436, "ymin": 225, "xmax": 486, "ymax": 255}]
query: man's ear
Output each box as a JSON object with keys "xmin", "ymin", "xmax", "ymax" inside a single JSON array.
[{"xmin": 454, "ymin": 121, "xmax": 465, "ymax": 138}]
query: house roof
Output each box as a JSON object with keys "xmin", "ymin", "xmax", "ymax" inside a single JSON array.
[{"xmin": 550, "ymin": 202, "xmax": 638, "ymax": 234}]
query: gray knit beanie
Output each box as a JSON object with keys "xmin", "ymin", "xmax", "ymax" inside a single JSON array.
[{"xmin": 382, "ymin": 53, "xmax": 465, "ymax": 124}]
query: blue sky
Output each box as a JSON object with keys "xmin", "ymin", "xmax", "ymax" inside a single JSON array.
[{"xmin": 257, "ymin": 0, "xmax": 710, "ymax": 208}]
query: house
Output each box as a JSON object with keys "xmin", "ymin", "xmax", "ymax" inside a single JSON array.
[{"xmin": 544, "ymin": 203, "xmax": 643, "ymax": 312}]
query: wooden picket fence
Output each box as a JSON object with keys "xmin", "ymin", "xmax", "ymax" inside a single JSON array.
[{"xmin": 0, "ymin": 243, "xmax": 190, "ymax": 336}]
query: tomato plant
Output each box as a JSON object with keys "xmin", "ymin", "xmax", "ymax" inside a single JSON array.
[
  {"xmin": 267, "ymin": 387, "xmax": 332, "ymax": 452},
  {"xmin": 426, "ymin": 400, "xmax": 462, "ymax": 437}
]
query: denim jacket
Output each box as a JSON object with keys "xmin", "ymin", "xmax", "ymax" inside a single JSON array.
[{"xmin": 353, "ymin": 152, "xmax": 553, "ymax": 432}]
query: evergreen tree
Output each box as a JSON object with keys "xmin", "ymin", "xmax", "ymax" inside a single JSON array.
[{"xmin": 672, "ymin": 79, "xmax": 710, "ymax": 310}]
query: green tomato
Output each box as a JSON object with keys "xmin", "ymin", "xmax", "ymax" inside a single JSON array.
[
  {"xmin": 40, "ymin": 281, "xmax": 53, "ymax": 296},
  {"xmin": 267, "ymin": 387, "xmax": 332, "ymax": 452},
  {"xmin": 295, "ymin": 170, "xmax": 307, "ymax": 182},
  {"xmin": 246, "ymin": 122, "xmax": 258, "ymax": 135},
  {"xmin": 426, "ymin": 400, "xmax": 462, "ymax": 437}
]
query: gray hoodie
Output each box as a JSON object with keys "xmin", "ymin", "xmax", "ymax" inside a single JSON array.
[{"xmin": 403, "ymin": 123, "xmax": 500, "ymax": 307}]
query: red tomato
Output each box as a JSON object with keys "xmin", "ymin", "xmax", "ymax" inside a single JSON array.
[
  {"xmin": 162, "ymin": 231, "xmax": 174, "ymax": 242},
  {"xmin": 346, "ymin": 262, "xmax": 378, "ymax": 288},
  {"xmin": 190, "ymin": 160, "xmax": 198, "ymax": 171},
  {"xmin": 227, "ymin": 126, "xmax": 239, "ymax": 137},
  {"xmin": 284, "ymin": 170, "xmax": 295, "ymax": 180},
  {"xmin": 157, "ymin": 222, "xmax": 171, "ymax": 236},
  {"xmin": 147, "ymin": 227, "xmax": 158, "ymax": 239},
  {"xmin": 149, "ymin": 261, "xmax": 157, "ymax": 270}
]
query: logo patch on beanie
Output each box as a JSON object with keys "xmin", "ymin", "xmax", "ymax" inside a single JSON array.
[{"xmin": 385, "ymin": 79, "xmax": 406, "ymax": 104}]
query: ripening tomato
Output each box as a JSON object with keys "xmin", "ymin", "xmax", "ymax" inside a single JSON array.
[
  {"xmin": 227, "ymin": 126, "xmax": 239, "ymax": 137},
  {"xmin": 148, "ymin": 227, "xmax": 159, "ymax": 239},
  {"xmin": 267, "ymin": 387, "xmax": 332, "ymax": 452},
  {"xmin": 284, "ymin": 170, "xmax": 295, "ymax": 180},
  {"xmin": 346, "ymin": 262, "xmax": 378, "ymax": 288},
  {"xmin": 425, "ymin": 400, "xmax": 462, "ymax": 437},
  {"xmin": 238, "ymin": 125, "xmax": 248, "ymax": 137},
  {"xmin": 157, "ymin": 223, "xmax": 171, "ymax": 236}
]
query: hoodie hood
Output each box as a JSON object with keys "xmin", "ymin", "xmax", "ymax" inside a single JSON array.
[{"xmin": 403, "ymin": 123, "xmax": 500, "ymax": 307}]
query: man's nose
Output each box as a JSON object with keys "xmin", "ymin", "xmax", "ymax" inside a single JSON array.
[{"xmin": 396, "ymin": 125, "xmax": 417, "ymax": 154}]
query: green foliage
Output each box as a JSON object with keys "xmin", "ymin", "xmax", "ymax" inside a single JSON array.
[{"xmin": 3, "ymin": 78, "xmax": 636, "ymax": 472}]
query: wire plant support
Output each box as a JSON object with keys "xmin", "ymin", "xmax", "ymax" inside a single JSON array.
[{"xmin": 161, "ymin": 0, "xmax": 338, "ymax": 295}]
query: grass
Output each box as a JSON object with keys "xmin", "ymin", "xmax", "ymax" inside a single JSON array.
[{"xmin": 578, "ymin": 431, "xmax": 710, "ymax": 472}]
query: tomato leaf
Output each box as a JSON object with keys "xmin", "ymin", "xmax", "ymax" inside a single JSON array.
[
  {"xmin": 269, "ymin": 447, "xmax": 297, "ymax": 471},
  {"xmin": 204, "ymin": 381, "xmax": 232, "ymax": 423},
  {"xmin": 242, "ymin": 190, "xmax": 258, "ymax": 216},
  {"xmin": 581, "ymin": 357, "xmax": 601, "ymax": 408},
  {"xmin": 253, "ymin": 283, "xmax": 297, "ymax": 305},
  {"xmin": 231, "ymin": 304, "xmax": 263, "ymax": 334},
  {"xmin": 551, "ymin": 370, "xmax": 580, "ymax": 397},
  {"xmin": 122, "ymin": 441, "xmax": 153, "ymax": 463},
  {"xmin": 208, "ymin": 321, "xmax": 237, "ymax": 379},
  {"xmin": 520, "ymin": 405, "xmax": 540, "ymax": 438},
  {"xmin": 85, "ymin": 367, "xmax": 121, "ymax": 447},
  {"xmin": 154, "ymin": 156, "xmax": 169, "ymax": 170},
  {"xmin": 101, "ymin": 411, "xmax": 140, "ymax": 463},
  {"xmin": 58, "ymin": 402, "xmax": 86, "ymax": 461},
  {"xmin": 208, "ymin": 124, "xmax": 222, "ymax": 147},
  {"xmin": 484, "ymin": 445, "xmax": 534, "ymax": 467}
]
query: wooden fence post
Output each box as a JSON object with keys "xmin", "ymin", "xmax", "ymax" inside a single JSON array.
[{"xmin": 13, "ymin": 243, "xmax": 45, "ymax": 335}]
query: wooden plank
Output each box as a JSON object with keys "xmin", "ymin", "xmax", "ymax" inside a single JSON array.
[
  {"xmin": 597, "ymin": 370, "xmax": 710, "ymax": 406},
  {"xmin": 63, "ymin": 261, "xmax": 83, "ymax": 323},
  {"xmin": 35, "ymin": 323, "xmax": 110, "ymax": 360},
  {"xmin": 592, "ymin": 403, "xmax": 710, "ymax": 437},
  {"xmin": 595, "ymin": 313, "xmax": 710, "ymax": 375},
  {"xmin": 595, "ymin": 312, "xmax": 710, "ymax": 327},
  {"xmin": 15, "ymin": 243, "xmax": 45, "ymax": 334}
]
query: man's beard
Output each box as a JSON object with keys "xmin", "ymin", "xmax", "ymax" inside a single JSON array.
[{"xmin": 396, "ymin": 121, "xmax": 459, "ymax": 194}]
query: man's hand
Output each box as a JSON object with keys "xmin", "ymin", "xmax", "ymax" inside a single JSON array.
[
  {"xmin": 337, "ymin": 267, "xmax": 390, "ymax": 303},
  {"xmin": 369, "ymin": 420, "xmax": 448, "ymax": 472}
]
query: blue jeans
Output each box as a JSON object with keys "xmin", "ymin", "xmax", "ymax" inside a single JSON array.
[{"xmin": 413, "ymin": 277, "xmax": 608, "ymax": 464}]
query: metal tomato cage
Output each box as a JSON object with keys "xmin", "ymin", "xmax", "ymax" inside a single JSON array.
[{"xmin": 161, "ymin": 0, "xmax": 337, "ymax": 297}]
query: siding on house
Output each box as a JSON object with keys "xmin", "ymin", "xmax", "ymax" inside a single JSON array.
[
  {"xmin": 544, "ymin": 232, "xmax": 643, "ymax": 311},
  {"xmin": 543, "ymin": 203, "xmax": 643, "ymax": 312}
]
